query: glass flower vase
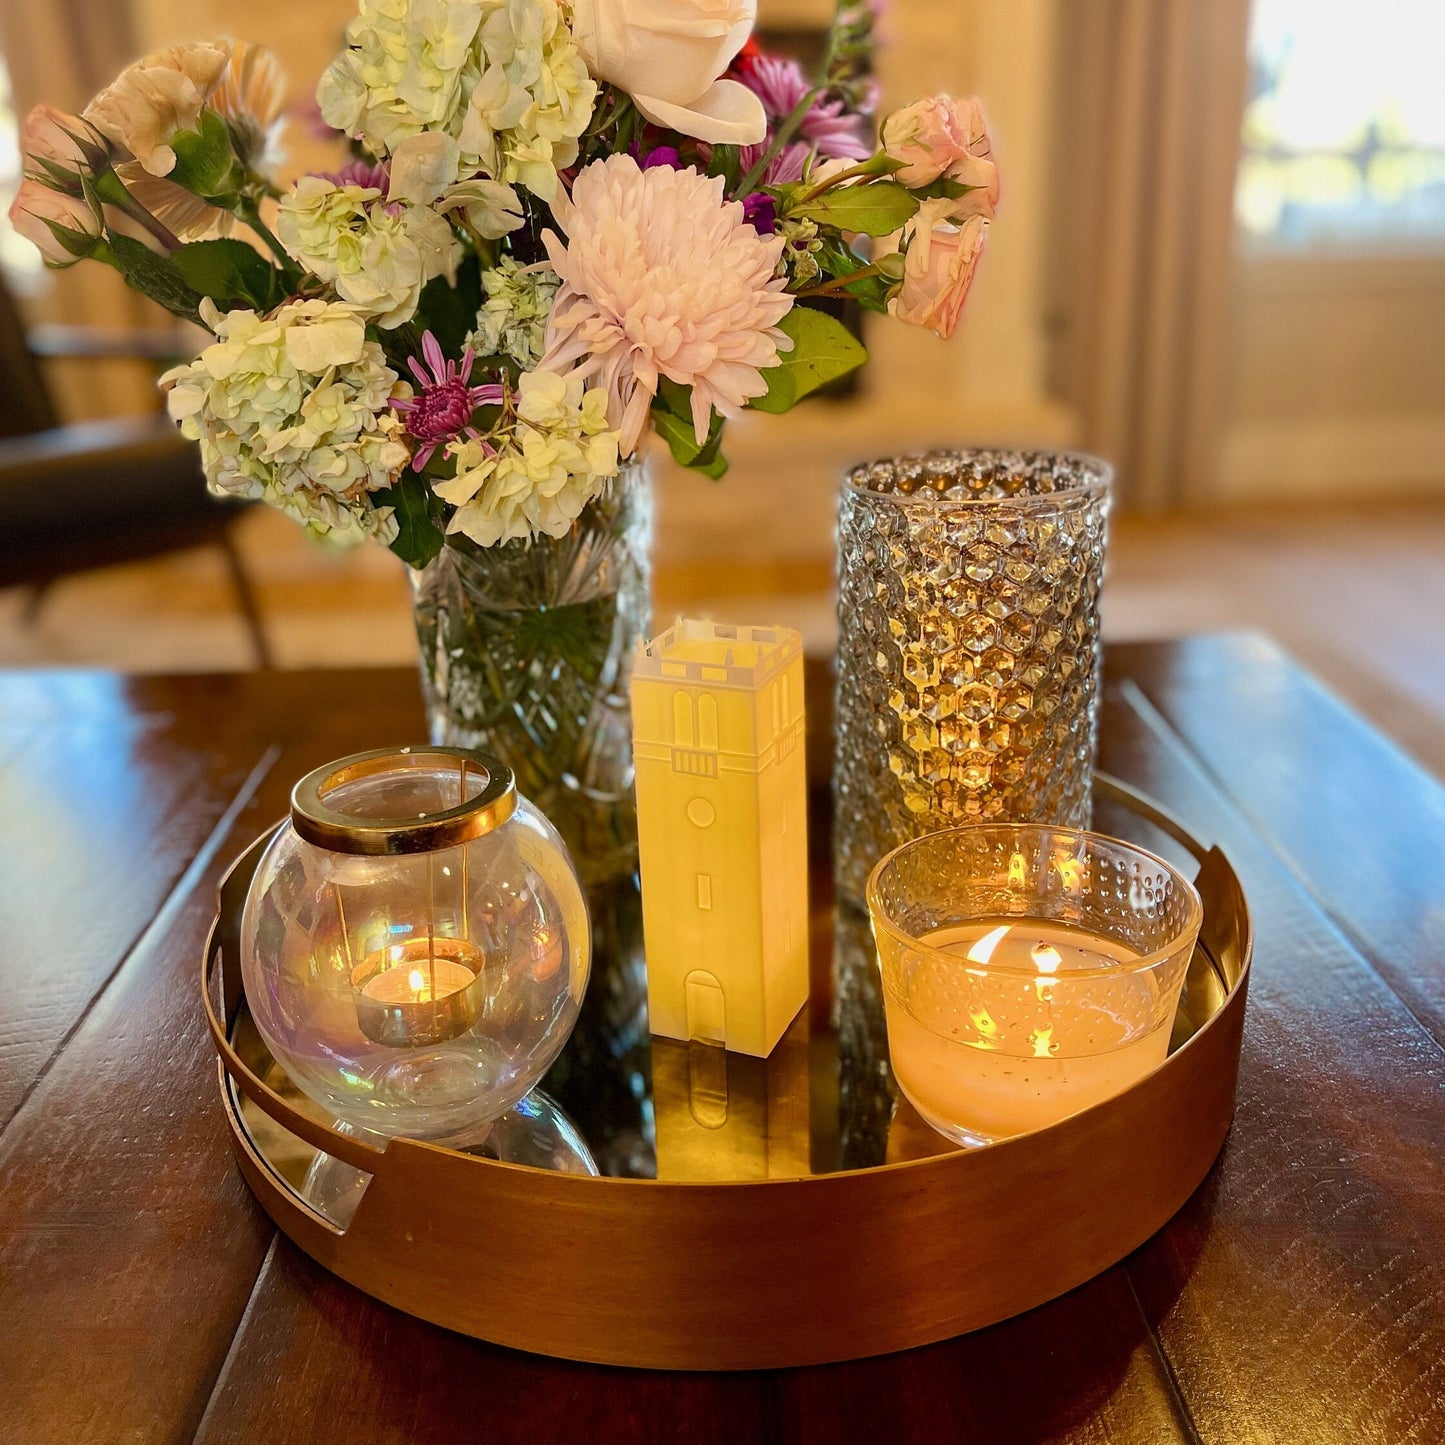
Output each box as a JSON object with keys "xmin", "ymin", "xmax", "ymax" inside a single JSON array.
[{"xmin": 410, "ymin": 462, "xmax": 651, "ymax": 885}]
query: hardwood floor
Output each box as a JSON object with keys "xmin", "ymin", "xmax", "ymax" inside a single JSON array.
[{"xmin": 3, "ymin": 492, "xmax": 1443, "ymax": 780}]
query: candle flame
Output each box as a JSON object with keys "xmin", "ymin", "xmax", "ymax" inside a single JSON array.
[
  {"xmin": 1031, "ymin": 943, "xmax": 1062, "ymax": 1001},
  {"xmin": 407, "ymin": 967, "xmax": 427, "ymax": 995},
  {"xmin": 965, "ymin": 924, "xmax": 1011, "ymax": 966},
  {"xmin": 1031, "ymin": 942, "xmax": 1062, "ymax": 974},
  {"xmin": 1031, "ymin": 1026, "xmax": 1055, "ymax": 1058}
]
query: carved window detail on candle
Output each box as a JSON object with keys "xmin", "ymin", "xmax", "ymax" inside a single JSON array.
[
  {"xmin": 673, "ymin": 691, "xmax": 694, "ymax": 748},
  {"xmin": 696, "ymin": 873, "xmax": 713, "ymax": 910},
  {"xmin": 687, "ymin": 798, "xmax": 716, "ymax": 829}
]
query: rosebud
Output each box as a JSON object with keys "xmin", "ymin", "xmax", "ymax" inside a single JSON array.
[
  {"xmin": 883, "ymin": 95, "xmax": 999, "ymax": 219},
  {"xmin": 8, "ymin": 178, "xmax": 104, "ymax": 267},
  {"xmin": 22, "ymin": 105, "xmax": 114, "ymax": 194}
]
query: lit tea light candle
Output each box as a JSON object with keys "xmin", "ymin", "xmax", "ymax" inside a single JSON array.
[{"xmin": 351, "ymin": 937, "xmax": 486, "ymax": 1048}]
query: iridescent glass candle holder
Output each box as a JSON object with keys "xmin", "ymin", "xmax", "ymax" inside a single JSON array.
[
  {"xmin": 240, "ymin": 747, "xmax": 590, "ymax": 1142},
  {"xmin": 868, "ymin": 824, "xmax": 1202, "ymax": 1147},
  {"xmin": 834, "ymin": 449, "xmax": 1111, "ymax": 906}
]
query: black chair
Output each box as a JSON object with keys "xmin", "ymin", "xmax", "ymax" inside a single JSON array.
[{"xmin": 0, "ymin": 276, "xmax": 272, "ymax": 666}]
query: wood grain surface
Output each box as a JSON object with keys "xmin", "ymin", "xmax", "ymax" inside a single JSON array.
[{"xmin": 1, "ymin": 636, "xmax": 1441, "ymax": 1443}]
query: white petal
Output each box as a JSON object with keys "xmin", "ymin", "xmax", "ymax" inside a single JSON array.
[{"xmin": 631, "ymin": 80, "xmax": 766, "ymax": 147}]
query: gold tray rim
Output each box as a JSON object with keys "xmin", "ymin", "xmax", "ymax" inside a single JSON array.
[{"xmin": 205, "ymin": 773, "xmax": 1253, "ymax": 1369}]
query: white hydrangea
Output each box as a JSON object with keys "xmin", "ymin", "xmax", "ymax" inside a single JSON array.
[
  {"xmin": 162, "ymin": 299, "xmax": 410, "ymax": 544},
  {"xmin": 467, "ymin": 256, "xmax": 559, "ymax": 368},
  {"xmin": 435, "ymin": 367, "xmax": 619, "ymax": 545},
  {"xmin": 318, "ymin": 0, "xmax": 596, "ymax": 203},
  {"xmin": 317, "ymin": 0, "xmax": 482, "ymax": 154},
  {"xmin": 277, "ymin": 175, "xmax": 461, "ymax": 329}
]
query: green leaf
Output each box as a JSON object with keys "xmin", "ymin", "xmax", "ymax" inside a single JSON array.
[
  {"xmin": 105, "ymin": 234, "xmax": 205, "ymax": 324},
  {"xmin": 378, "ymin": 472, "xmax": 447, "ymax": 569},
  {"xmin": 706, "ymin": 144, "xmax": 741, "ymax": 192},
  {"xmin": 652, "ymin": 380, "xmax": 728, "ymax": 478},
  {"xmin": 172, "ymin": 239, "xmax": 285, "ymax": 311},
  {"xmin": 843, "ymin": 272, "xmax": 895, "ymax": 315},
  {"xmin": 168, "ymin": 111, "xmax": 239, "ymax": 201},
  {"xmin": 653, "ymin": 406, "xmax": 727, "ymax": 476},
  {"xmin": 415, "ymin": 252, "xmax": 482, "ymax": 358},
  {"xmin": 791, "ymin": 180, "xmax": 920, "ymax": 237},
  {"xmin": 750, "ymin": 306, "xmax": 868, "ymax": 414},
  {"xmin": 914, "ymin": 176, "xmax": 991, "ymax": 205}
]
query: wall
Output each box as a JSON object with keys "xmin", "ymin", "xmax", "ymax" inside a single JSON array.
[{"xmin": 1216, "ymin": 252, "xmax": 1445, "ymax": 500}]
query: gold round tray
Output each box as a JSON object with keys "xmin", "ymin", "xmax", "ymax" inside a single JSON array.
[{"xmin": 203, "ymin": 775, "xmax": 1251, "ymax": 1371}]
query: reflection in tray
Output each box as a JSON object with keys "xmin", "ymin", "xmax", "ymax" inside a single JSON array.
[{"xmin": 234, "ymin": 782, "xmax": 1234, "ymax": 1208}]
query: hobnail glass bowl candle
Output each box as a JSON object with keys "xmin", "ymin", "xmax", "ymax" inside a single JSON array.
[
  {"xmin": 868, "ymin": 824, "xmax": 1202, "ymax": 1147},
  {"xmin": 240, "ymin": 747, "xmax": 590, "ymax": 1142}
]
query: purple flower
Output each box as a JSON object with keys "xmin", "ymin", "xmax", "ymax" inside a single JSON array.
[
  {"xmin": 391, "ymin": 333, "xmax": 504, "ymax": 472},
  {"xmin": 640, "ymin": 145, "xmax": 684, "ymax": 171},
  {"xmin": 318, "ymin": 158, "xmax": 392, "ymax": 193},
  {"xmin": 739, "ymin": 56, "xmax": 872, "ymax": 162},
  {"xmin": 742, "ymin": 192, "xmax": 778, "ymax": 234},
  {"xmin": 737, "ymin": 140, "xmax": 811, "ymax": 188}
]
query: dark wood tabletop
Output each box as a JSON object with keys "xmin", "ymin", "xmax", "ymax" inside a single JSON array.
[{"xmin": 1, "ymin": 634, "xmax": 1442, "ymax": 1445}]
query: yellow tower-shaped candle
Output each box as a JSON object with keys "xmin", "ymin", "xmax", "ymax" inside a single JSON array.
[{"xmin": 631, "ymin": 621, "xmax": 809, "ymax": 1057}]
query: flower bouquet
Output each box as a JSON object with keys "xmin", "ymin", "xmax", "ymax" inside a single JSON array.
[{"xmin": 11, "ymin": 0, "xmax": 997, "ymax": 878}]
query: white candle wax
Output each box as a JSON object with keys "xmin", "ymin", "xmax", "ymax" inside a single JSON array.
[
  {"xmin": 885, "ymin": 919, "xmax": 1171, "ymax": 1145},
  {"xmin": 361, "ymin": 954, "xmax": 477, "ymax": 1005}
]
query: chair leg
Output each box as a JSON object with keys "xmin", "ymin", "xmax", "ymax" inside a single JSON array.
[{"xmin": 218, "ymin": 528, "xmax": 275, "ymax": 670}]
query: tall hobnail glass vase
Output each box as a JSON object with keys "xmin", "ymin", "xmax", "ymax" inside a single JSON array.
[
  {"xmin": 833, "ymin": 449, "xmax": 1111, "ymax": 907},
  {"xmin": 410, "ymin": 461, "xmax": 651, "ymax": 884}
]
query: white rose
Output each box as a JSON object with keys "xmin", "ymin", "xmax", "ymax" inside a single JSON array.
[{"xmin": 570, "ymin": 0, "xmax": 766, "ymax": 146}]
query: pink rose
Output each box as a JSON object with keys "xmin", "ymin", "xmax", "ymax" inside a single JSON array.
[
  {"xmin": 8, "ymin": 178, "xmax": 103, "ymax": 267},
  {"xmin": 883, "ymin": 95, "xmax": 999, "ymax": 218},
  {"xmin": 892, "ymin": 202, "xmax": 988, "ymax": 340},
  {"xmin": 20, "ymin": 106, "xmax": 112, "ymax": 197}
]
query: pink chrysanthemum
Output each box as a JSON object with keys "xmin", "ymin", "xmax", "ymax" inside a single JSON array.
[
  {"xmin": 391, "ymin": 333, "xmax": 503, "ymax": 471},
  {"xmin": 541, "ymin": 156, "xmax": 794, "ymax": 456},
  {"xmin": 739, "ymin": 55, "xmax": 871, "ymax": 161}
]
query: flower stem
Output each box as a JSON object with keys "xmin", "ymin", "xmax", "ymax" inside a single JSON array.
[
  {"xmin": 794, "ymin": 261, "xmax": 884, "ymax": 298},
  {"xmin": 90, "ymin": 168, "xmax": 183, "ymax": 251},
  {"xmin": 734, "ymin": 87, "xmax": 824, "ymax": 200},
  {"xmin": 792, "ymin": 153, "xmax": 896, "ymax": 207},
  {"xmin": 238, "ymin": 196, "xmax": 294, "ymax": 272}
]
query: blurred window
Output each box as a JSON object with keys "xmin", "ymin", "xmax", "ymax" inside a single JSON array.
[
  {"xmin": 0, "ymin": 54, "xmax": 46, "ymax": 288},
  {"xmin": 1236, "ymin": 0, "xmax": 1445, "ymax": 250}
]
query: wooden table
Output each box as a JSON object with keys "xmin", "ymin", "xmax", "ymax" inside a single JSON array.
[{"xmin": 1, "ymin": 634, "xmax": 1441, "ymax": 1444}]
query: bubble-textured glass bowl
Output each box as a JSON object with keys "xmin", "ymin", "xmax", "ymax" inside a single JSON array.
[
  {"xmin": 868, "ymin": 823, "xmax": 1201, "ymax": 1147},
  {"xmin": 834, "ymin": 449, "xmax": 1111, "ymax": 905},
  {"xmin": 240, "ymin": 748, "xmax": 591, "ymax": 1141}
]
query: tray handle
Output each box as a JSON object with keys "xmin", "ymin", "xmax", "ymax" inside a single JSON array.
[{"xmin": 1095, "ymin": 772, "xmax": 1251, "ymax": 990}]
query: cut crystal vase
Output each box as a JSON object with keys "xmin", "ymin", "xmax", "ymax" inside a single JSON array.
[{"xmin": 410, "ymin": 461, "xmax": 651, "ymax": 884}]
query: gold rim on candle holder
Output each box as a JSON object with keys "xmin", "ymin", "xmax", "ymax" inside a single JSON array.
[{"xmin": 290, "ymin": 746, "xmax": 516, "ymax": 856}]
